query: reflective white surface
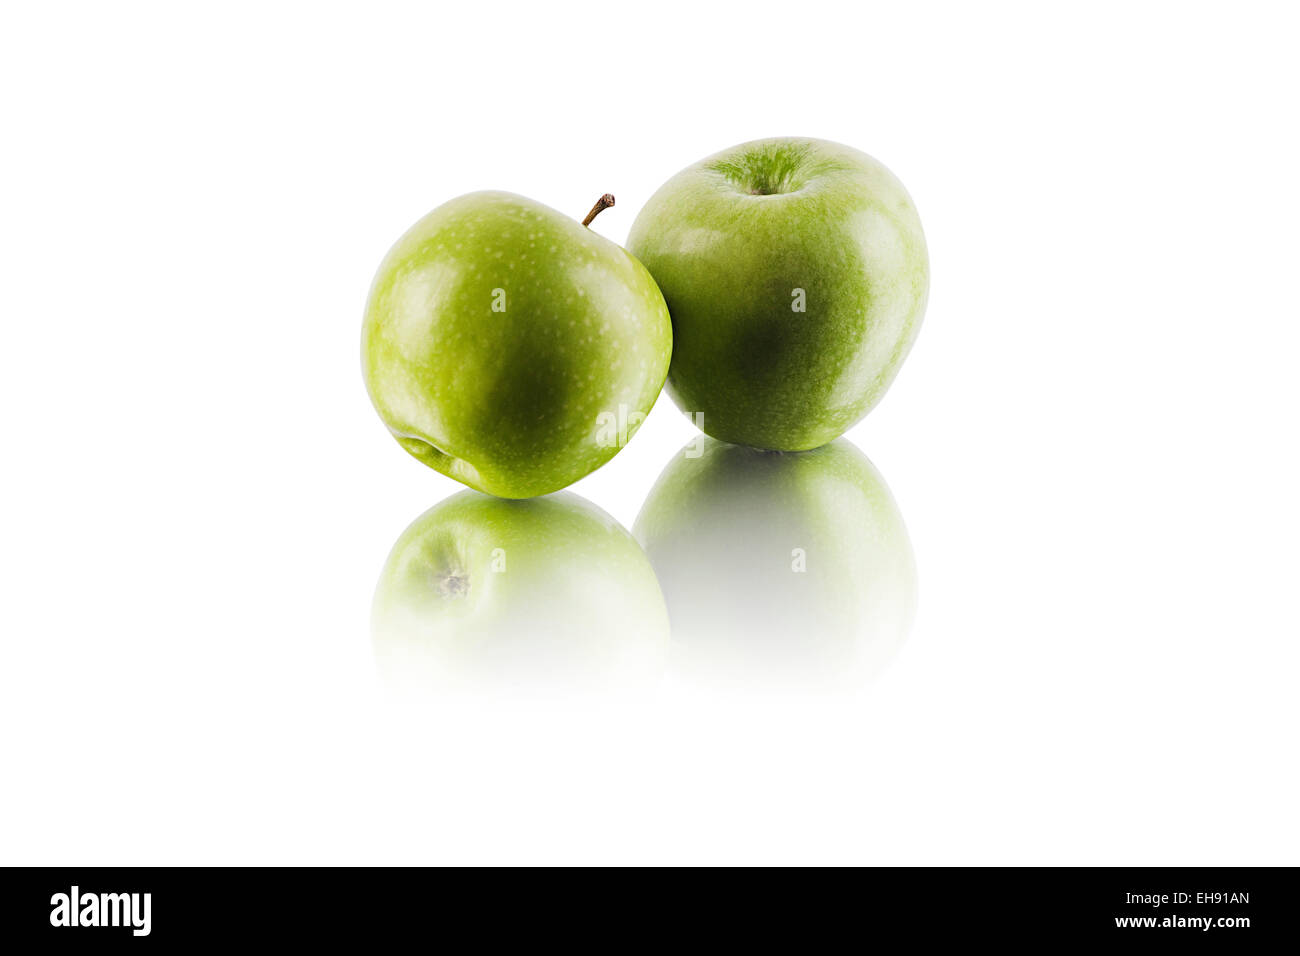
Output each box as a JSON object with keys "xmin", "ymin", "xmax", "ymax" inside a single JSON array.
[{"xmin": 2, "ymin": 3, "xmax": 1298, "ymax": 865}]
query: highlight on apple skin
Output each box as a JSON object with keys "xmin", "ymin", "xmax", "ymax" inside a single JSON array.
[
  {"xmin": 627, "ymin": 137, "xmax": 929, "ymax": 452},
  {"xmin": 372, "ymin": 490, "xmax": 670, "ymax": 692},
  {"xmin": 362, "ymin": 191, "xmax": 672, "ymax": 498}
]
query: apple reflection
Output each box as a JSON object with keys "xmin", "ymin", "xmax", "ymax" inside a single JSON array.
[
  {"xmin": 634, "ymin": 437, "xmax": 916, "ymax": 687},
  {"xmin": 372, "ymin": 491, "xmax": 669, "ymax": 692}
]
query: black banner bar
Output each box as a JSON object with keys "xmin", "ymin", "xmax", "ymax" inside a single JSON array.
[{"xmin": 1, "ymin": 867, "xmax": 1293, "ymax": 945}]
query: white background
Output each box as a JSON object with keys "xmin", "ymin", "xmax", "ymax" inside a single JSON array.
[{"xmin": 2, "ymin": 1, "xmax": 1297, "ymax": 865}]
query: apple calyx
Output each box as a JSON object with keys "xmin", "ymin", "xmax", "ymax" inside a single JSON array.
[{"xmin": 581, "ymin": 193, "xmax": 615, "ymax": 227}]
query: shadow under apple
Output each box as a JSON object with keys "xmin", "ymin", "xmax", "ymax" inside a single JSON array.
[
  {"xmin": 634, "ymin": 437, "xmax": 916, "ymax": 687},
  {"xmin": 372, "ymin": 491, "xmax": 669, "ymax": 693}
]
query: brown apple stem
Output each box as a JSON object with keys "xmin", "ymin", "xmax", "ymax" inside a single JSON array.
[{"xmin": 581, "ymin": 193, "xmax": 615, "ymax": 227}]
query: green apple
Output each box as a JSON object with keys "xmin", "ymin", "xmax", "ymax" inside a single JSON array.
[
  {"xmin": 372, "ymin": 490, "xmax": 669, "ymax": 691},
  {"xmin": 627, "ymin": 138, "xmax": 928, "ymax": 451},
  {"xmin": 634, "ymin": 437, "xmax": 916, "ymax": 685},
  {"xmin": 363, "ymin": 191, "xmax": 672, "ymax": 498}
]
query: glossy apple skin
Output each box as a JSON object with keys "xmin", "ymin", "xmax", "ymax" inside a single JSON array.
[
  {"xmin": 372, "ymin": 490, "xmax": 669, "ymax": 691},
  {"xmin": 363, "ymin": 191, "xmax": 672, "ymax": 498},
  {"xmin": 627, "ymin": 138, "xmax": 928, "ymax": 451},
  {"xmin": 634, "ymin": 437, "xmax": 915, "ymax": 685}
]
